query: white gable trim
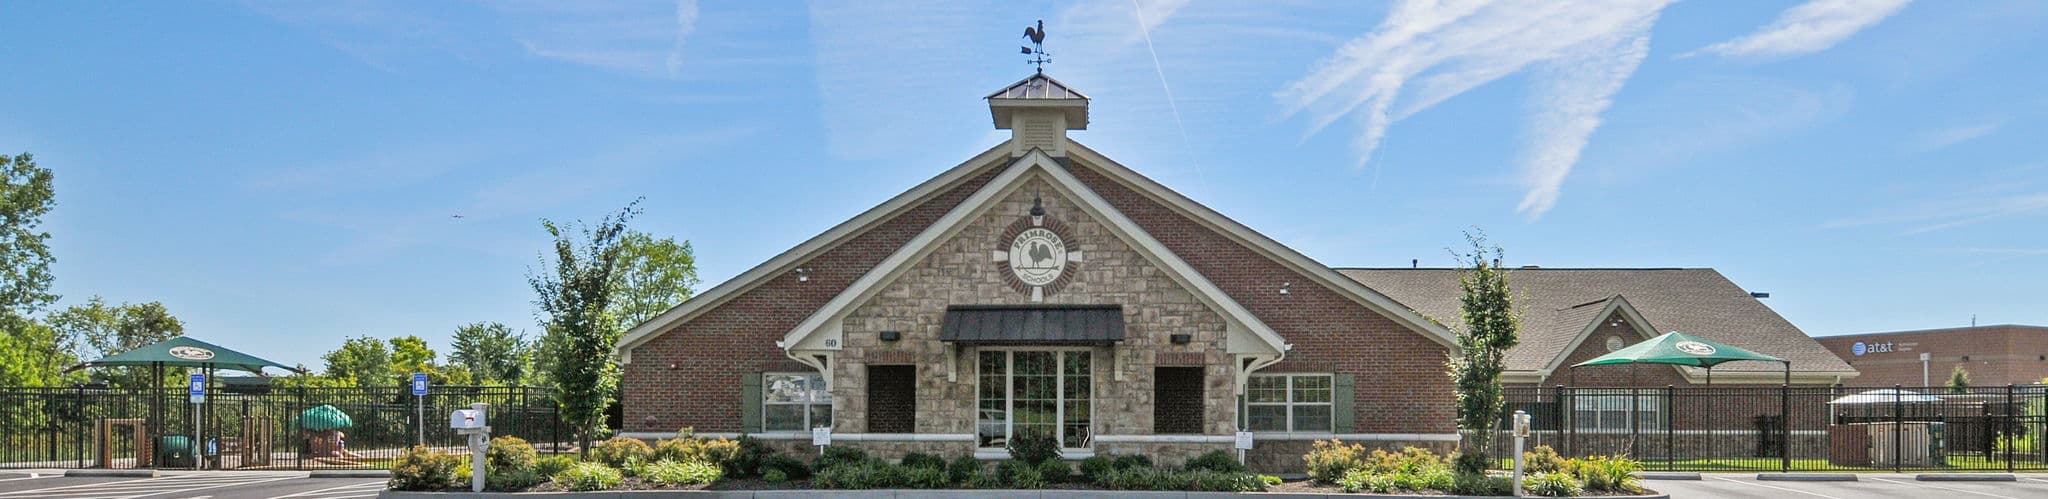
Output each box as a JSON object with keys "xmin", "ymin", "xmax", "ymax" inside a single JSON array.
[
  {"xmin": 1529, "ymin": 296, "xmax": 1861, "ymax": 385},
  {"xmin": 615, "ymin": 143, "xmax": 1013, "ymax": 362},
  {"xmin": 779, "ymin": 150, "xmax": 1291, "ymax": 358},
  {"xmin": 1533, "ymin": 296, "xmax": 1688, "ymax": 381},
  {"xmin": 1063, "ymin": 142, "xmax": 1458, "ymax": 348}
]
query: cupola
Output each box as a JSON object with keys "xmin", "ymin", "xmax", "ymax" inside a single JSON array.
[{"xmin": 986, "ymin": 73, "xmax": 1088, "ymax": 157}]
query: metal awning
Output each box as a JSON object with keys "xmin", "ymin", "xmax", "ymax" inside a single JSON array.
[{"xmin": 939, "ymin": 305, "xmax": 1124, "ymax": 345}]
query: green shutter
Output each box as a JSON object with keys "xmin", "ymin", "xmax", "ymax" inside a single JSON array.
[
  {"xmin": 740, "ymin": 373, "xmax": 763, "ymax": 433},
  {"xmin": 1333, "ymin": 373, "xmax": 1356, "ymax": 433}
]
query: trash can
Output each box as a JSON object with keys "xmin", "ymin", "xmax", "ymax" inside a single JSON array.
[{"xmin": 155, "ymin": 435, "xmax": 198, "ymax": 468}]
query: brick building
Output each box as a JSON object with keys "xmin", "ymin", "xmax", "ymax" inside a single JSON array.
[
  {"xmin": 614, "ymin": 74, "xmax": 1462, "ymax": 472},
  {"xmin": 1816, "ymin": 324, "xmax": 2048, "ymax": 387}
]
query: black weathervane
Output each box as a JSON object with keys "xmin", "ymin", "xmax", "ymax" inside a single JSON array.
[{"xmin": 1021, "ymin": 19, "xmax": 1050, "ymax": 73}]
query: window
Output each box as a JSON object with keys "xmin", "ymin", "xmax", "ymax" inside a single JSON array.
[
  {"xmin": 1247, "ymin": 374, "xmax": 1332, "ymax": 432},
  {"xmin": 866, "ymin": 366, "xmax": 916, "ymax": 433},
  {"xmin": 977, "ymin": 350, "xmax": 1092, "ymax": 449},
  {"xmin": 763, "ymin": 372, "xmax": 831, "ymax": 432},
  {"xmin": 1572, "ymin": 390, "xmax": 1663, "ymax": 431},
  {"xmin": 1154, "ymin": 367, "xmax": 1205, "ymax": 434}
]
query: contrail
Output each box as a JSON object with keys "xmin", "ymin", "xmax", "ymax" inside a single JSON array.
[{"xmin": 1131, "ymin": 0, "xmax": 1199, "ymax": 171}]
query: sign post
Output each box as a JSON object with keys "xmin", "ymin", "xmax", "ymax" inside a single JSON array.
[
  {"xmin": 1234, "ymin": 431, "xmax": 1254, "ymax": 464},
  {"xmin": 811, "ymin": 427, "xmax": 831, "ymax": 455},
  {"xmin": 412, "ymin": 373, "xmax": 429, "ymax": 446},
  {"xmin": 189, "ymin": 373, "xmax": 206, "ymax": 469},
  {"xmin": 1512, "ymin": 410, "xmax": 1531, "ymax": 497}
]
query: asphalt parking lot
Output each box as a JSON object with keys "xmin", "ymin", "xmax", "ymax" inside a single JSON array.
[
  {"xmin": 0, "ymin": 471, "xmax": 386, "ymax": 499},
  {"xmin": 1654, "ymin": 473, "xmax": 2048, "ymax": 498}
]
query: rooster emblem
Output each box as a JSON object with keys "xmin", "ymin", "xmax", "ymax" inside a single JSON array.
[{"xmin": 1027, "ymin": 241, "xmax": 1055, "ymax": 268}]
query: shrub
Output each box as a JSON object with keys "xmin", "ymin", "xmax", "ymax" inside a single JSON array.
[
  {"xmin": 1338, "ymin": 469, "xmax": 1396, "ymax": 493},
  {"xmin": 486, "ymin": 468, "xmax": 544, "ymax": 491},
  {"xmin": 1524, "ymin": 444, "xmax": 1566, "ymax": 474},
  {"xmin": 1097, "ymin": 466, "xmax": 1266, "ymax": 492},
  {"xmin": 964, "ymin": 470, "xmax": 1004, "ymax": 488},
  {"xmin": 1525, "ymin": 471, "xmax": 1585, "ymax": 497},
  {"xmin": 1411, "ymin": 466, "xmax": 1455, "ymax": 491},
  {"xmin": 589, "ymin": 437, "xmax": 653, "ymax": 470},
  {"xmin": 1451, "ymin": 472, "xmax": 1512, "ymax": 496},
  {"xmin": 1078, "ymin": 455, "xmax": 1116, "ymax": 481},
  {"xmin": 1259, "ymin": 474, "xmax": 1283, "ymax": 487},
  {"xmin": 995, "ymin": 459, "xmax": 1045, "ymax": 488},
  {"xmin": 903, "ymin": 465, "xmax": 951, "ymax": 489},
  {"xmin": 901, "ymin": 452, "xmax": 946, "ymax": 470},
  {"xmin": 763, "ymin": 468, "xmax": 789, "ymax": 483},
  {"xmin": 946, "ymin": 455, "xmax": 981, "ymax": 483},
  {"xmin": 534, "ymin": 454, "xmax": 578, "ymax": 478},
  {"xmin": 389, "ymin": 445, "xmax": 461, "ymax": 491},
  {"xmin": 553, "ymin": 462, "xmax": 624, "ymax": 492},
  {"xmin": 486, "ymin": 436, "xmax": 539, "ymax": 472},
  {"xmin": 1034, "ymin": 458, "xmax": 1071, "ymax": 482},
  {"xmin": 1111, "ymin": 453, "xmax": 1153, "ymax": 471},
  {"xmin": 726, "ymin": 435, "xmax": 774, "ymax": 477},
  {"xmin": 1304, "ymin": 439, "xmax": 1367, "ymax": 483},
  {"xmin": 1565, "ymin": 455, "xmax": 1642, "ymax": 493},
  {"xmin": 1183, "ymin": 449, "xmax": 1247, "ymax": 473},
  {"xmin": 640, "ymin": 459, "xmax": 723, "ymax": 486},
  {"xmin": 1006, "ymin": 433, "xmax": 1062, "ymax": 465},
  {"xmin": 813, "ymin": 459, "xmax": 909, "ymax": 490},
  {"xmin": 812, "ymin": 445, "xmax": 870, "ymax": 471},
  {"xmin": 759, "ymin": 454, "xmax": 810, "ymax": 480}
]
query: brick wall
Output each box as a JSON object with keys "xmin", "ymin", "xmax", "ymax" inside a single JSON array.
[
  {"xmin": 1816, "ymin": 325, "xmax": 2048, "ymax": 387},
  {"xmin": 620, "ymin": 160, "xmax": 1005, "ymax": 433},
  {"xmin": 865, "ymin": 365, "xmax": 916, "ymax": 433},
  {"xmin": 1066, "ymin": 158, "xmax": 1457, "ymax": 434}
]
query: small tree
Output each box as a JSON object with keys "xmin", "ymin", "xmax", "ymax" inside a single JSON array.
[
  {"xmin": 530, "ymin": 199, "xmax": 641, "ymax": 453},
  {"xmin": 1948, "ymin": 365, "xmax": 1971, "ymax": 394},
  {"xmin": 1446, "ymin": 230, "xmax": 1518, "ymax": 475}
]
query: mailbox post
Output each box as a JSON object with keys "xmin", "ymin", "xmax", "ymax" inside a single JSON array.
[
  {"xmin": 451, "ymin": 403, "xmax": 489, "ymax": 493},
  {"xmin": 1512, "ymin": 410, "xmax": 1531, "ymax": 497}
]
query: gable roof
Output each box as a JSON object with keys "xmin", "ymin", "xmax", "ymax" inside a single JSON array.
[
  {"xmin": 779, "ymin": 150, "xmax": 1291, "ymax": 357},
  {"xmin": 1337, "ymin": 268, "xmax": 1856, "ymax": 376}
]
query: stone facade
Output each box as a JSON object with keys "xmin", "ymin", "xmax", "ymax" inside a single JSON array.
[{"xmin": 832, "ymin": 176, "xmax": 1239, "ymax": 439}]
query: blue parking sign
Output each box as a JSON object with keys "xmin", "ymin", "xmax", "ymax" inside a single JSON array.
[
  {"xmin": 189, "ymin": 373, "xmax": 205, "ymax": 396},
  {"xmin": 412, "ymin": 372, "xmax": 429, "ymax": 396}
]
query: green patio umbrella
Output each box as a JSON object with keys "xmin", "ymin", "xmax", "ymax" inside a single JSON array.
[
  {"xmin": 65, "ymin": 336, "xmax": 303, "ymax": 375},
  {"xmin": 298, "ymin": 404, "xmax": 354, "ymax": 431},
  {"xmin": 1572, "ymin": 331, "xmax": 1789, "ymax": 385}
]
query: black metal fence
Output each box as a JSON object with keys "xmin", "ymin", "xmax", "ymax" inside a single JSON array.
[
  {"xmin": 1483, "ymin": 385, "xmax": 2048, "ymax": 472},
  {"xmin": 0, "ymin": 385, "xmax": 569, "ymax": 469}
]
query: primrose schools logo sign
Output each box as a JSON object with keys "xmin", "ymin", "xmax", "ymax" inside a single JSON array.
[
  {"xmin": 168, "ymin": 346, "xmax": 216, "ymax": 360},
  {"xmin": 1674, "ymin": 341, "xmax": 1717, "ymax": 356}
]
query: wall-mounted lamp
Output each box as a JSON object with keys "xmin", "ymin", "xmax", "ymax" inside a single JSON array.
[
  {"xmin": 795, "ymin": 268, "xmax": 810, "ymax": 282},
  {"xmin": 667, "ymin": 362, "xmax": 679, "ymax": 370},
  {"xmin": 1279, "ymin": 282, "xmax": 1291, "ymax": 295},
  {"xmin": 1169, "ymin": 333, "xmax": 1192, "ymax": 345},
  {"xmin": 880, "ymin": 330, "xmax": 902, "ymax": 342}
]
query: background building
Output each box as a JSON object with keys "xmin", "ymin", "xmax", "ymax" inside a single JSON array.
[{"xmin": 1816, "ymin": 324, "xmax": 2048, "ymax": 387}]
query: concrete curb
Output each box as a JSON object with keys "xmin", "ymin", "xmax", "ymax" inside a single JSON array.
[
  {"xmin": 1755, "ymin": 473, "xmax": 1856, "ymax": 482},
  {"xmin": 1635, "ymin": 472, "xmax": 1699, "ymax": 480},
  {"xmin": 379, "ymin": 490, "xmax": 1670, "ymax": 498},
  {"xmin": 64, "ymin": 469, "xmax": 159, "ymax": 478},
  {"xmin": 1916, "ymin": 474, "xmax": 2016, "ymax": 482},
  {"xmin": 312, "ymin": 469, "xmax": 393, "ymax": 478}
]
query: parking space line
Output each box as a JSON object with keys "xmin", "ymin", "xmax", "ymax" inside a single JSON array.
[
  {"xmin": 268, "ymin": 481, "xmax": 386, "ymax": 499},
  {"xmin": 0, "ymin": 474, "xmax": 295, "ymax": 499},
  {"xmin": 1867, "ymin": 476, "xmax": 2020, "ymax": 499},
  {"xmin": 1707, "ymin": 475, "xmax": 1850, "ymax": 499}
]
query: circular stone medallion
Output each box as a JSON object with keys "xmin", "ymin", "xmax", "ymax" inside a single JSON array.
[{"xmin": 1008, "ymin": 227, "xmax": 1068, "ymax": 286}]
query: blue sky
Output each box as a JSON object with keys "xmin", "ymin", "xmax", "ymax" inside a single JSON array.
[{"xmin": 2, "ymin": 1, "xmax": 2043, "ymax": 369}]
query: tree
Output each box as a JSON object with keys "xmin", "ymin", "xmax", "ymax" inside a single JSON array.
[
  {"xmin": 0, "ymin": 319, "xmax": 80, "ymax": 387},
  {"xmin": 530, "ymin": 200, "xmax": 639, "ymax": 451},
  {"xmin": 1446, "ymin": 231, "xmax": 1519, "ymax": 475},
  {"xmin": 47, "ymin": 297, "xmax": 185, "ymax": 388},
  {"xmin": 322, "ymin": 335, "xmax": 393, "ymax": 388},
  {"xmin": 608, "ymin": 231, "xmax": 699, "ymax": 330},
  {"xmin": 1948, "ymin": 365, "xmax": 1972, "ymax": 394},
  {"xmin": 450, "ymin": 322, "xmax": 528, "ymax": 385},
  {"xmin": 0, "ymin": 153, "xmax": 58, "ymax": 319}
]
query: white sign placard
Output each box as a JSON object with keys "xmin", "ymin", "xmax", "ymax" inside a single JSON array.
[
  {"xmin": 1234, "ymin": 431, "xmax": 1254, "ymax": 450},
  {"xmin": 811, "ymin": 427, "xmax": 832, "ymax": 446}
]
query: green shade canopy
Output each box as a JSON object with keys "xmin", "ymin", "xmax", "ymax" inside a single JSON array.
[
  {"xmin": 298, "ymin": 404, "xmax": 354, "ymax": 430},
  {"xmin": 66, "ymin": 336, "xmax": 304, "ymax": 375},
  {"xmin": 1571, "ymin": 331, "xmax": 1790, "ymax": 386}
]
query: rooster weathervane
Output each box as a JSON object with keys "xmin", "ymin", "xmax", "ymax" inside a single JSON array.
[{"xmin": 1021, "ymin": 20, "xmax": 1051, "ymax": 73}]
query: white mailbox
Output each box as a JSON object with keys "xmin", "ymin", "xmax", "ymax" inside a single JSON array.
[{"xmin": 450, "ymin": 409, "xmax": 486, "ymax": 429}]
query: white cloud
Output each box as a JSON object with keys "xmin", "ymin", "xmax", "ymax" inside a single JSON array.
[
  {"xmin": 1687, "ymin": 0, "xmax": 1911, "ymax": 58},
  {"xmin": 1910, "ymin": 121, "xmax": 2001, "ymax": 152},
  {"xmin": 1277, "ymin": 0, "xmax": 1672, "ymax": 217},
  {"xmin": 501, "ymin": 0, "xmax": 700, "ymax": 77}
]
